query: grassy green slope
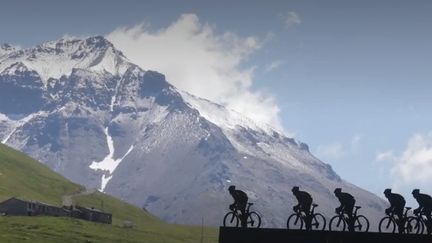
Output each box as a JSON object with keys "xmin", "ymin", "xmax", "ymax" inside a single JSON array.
[
  {"xmin": 72, "ymin": 192, "xmax": 217, "ymax": 242},
  {"xmin": 0, "ymin": 216, "xmax": 218, "ymax": 243},
  {"xmin": 0, "ymin": 144, "xmax": 218, "ymax": 243},
  {"xmin": 0, "ymin": 144, "xmax": 83, "ymax": 204}
]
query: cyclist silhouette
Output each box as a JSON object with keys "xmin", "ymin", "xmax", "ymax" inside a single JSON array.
[
  {"xmin": 228, "ymin": 185, "xmax": 248, "ymax": 227},
  {"xmin": 334, "ymin": 188, "xmax": 355, "ymax": 231},
  {"xmin": 412, "ymin": 189, "xmax": 432, "ymax": 234},
  {"xmin": 292, "ymin": 186, "xmax": 313, "ymax": 230},
  {"xmin": 383, "ymin": 188, "xmax": 406, "ymax": 232}
]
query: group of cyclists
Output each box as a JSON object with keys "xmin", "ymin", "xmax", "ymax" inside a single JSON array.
[
  {"xmin": 383, "ymin": 188, "xmax": 432, "ymax": 234},
  {"xmin": 226, "ymin": 185, "xmax": 432, "ymax": 233}
]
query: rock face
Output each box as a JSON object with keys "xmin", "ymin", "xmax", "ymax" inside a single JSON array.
[{"xmin": 0, "ymin": 36, "xmax": 386, "ymax": 227}]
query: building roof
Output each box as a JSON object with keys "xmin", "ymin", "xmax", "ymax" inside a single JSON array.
[
  {"xmin": 75, "ymin": 205, "xmax": 111, "ymax": 215},
  {"xmin": 0, "ymin": 197, "xmax": 60, "ymax": 207}
]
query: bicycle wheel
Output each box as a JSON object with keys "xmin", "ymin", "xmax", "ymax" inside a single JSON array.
[
  {"xmin": 425, "ymin": 219, "xmax": 432, "ymax": 235},
  {"xmin": 223, "ymin": 212, "xmax": 239, "ymax": 227},
  {"xmin": 417, "ymin": 219, "xmax": 425, "ymax": 234},
  {"xmin": 329, "ymin": 215, "xmax": 346, "ymax": 231},
  {"xmin": 287, "ymin": 213, "xmax": 304, "ymax": 230},
  {"xmin": 311, "ymin": 213, "xmax": 326, "ymax": 231},
  {"xmin": 405, "ymin": 216, "xmax": 422, "ymax": 234},
  {"xmin": 354, "ymin": 215, "xmax": 369, "ymax": 232},
  {"xmin": 248, "ymin": 212, "xmax": 261, "ymax": 228},
  {"xmin": 378, "ymin": 216, "xmax": 396, "ymax": 233}
]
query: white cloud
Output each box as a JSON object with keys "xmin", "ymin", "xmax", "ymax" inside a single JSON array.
[
  {"xmin": 264, "ymin": 60, "xmax": 284, "ymax": 72},
  {"xmin": 107, "ymin": 14, "xmax": 283, "ymax": 130},
  {"xmin": 282, "ymin": 11, "xmax": 301, "ymax": 28},
  {"xmin": 375, "ymin": 150, "xmax": 396, "ymax": 162},
  {"xmin": 388, "ymin": 133, "xmax": 432, "ymax": 190}
]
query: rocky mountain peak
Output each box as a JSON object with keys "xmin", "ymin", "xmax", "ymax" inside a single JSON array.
[
  {"xmin": 0, "ymin": 43, "xmax": 20, "ymax": 58},
  {"xmin": 0, "ymin": 36, "xmax": 131, "ymax": 85}
]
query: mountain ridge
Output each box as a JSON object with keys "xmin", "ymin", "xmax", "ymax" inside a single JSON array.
[{"xmin": 0, "ymin": 36, "xmax": 130, "ymax": 85}]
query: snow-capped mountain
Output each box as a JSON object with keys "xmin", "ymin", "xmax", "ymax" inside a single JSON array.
[
  {"xmin": 0, "ymin": 37, "xmax": 130, "ymax": 84},
  {"xmin": 0, "ymin": 36, "xmax": 386, "ymax": 227},
  {"xmin": 0, "ymin": 44, "xmax": 19, "ymax": 58}
]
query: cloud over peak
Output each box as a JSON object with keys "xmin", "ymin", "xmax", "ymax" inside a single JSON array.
[{"xmin": 107, "ymin": 14, "xmax": 283, "ymax": 130}]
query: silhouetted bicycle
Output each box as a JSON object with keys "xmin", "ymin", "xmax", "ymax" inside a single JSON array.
[
  {"xmin": 287, "ymin": 203, "xmax": 326, "ymax": 230},
  {"xmin": 412, "ymin": 210, "xmax": 432, "ymax": 234},
  {"xmin": 223, "ymin": 203, "xmax": 261, "ymax": 228},
  {"xmin": 379, "ymin": 207, "xmax": 421, "ymax": 234},
  {"xmin": 329, "ymin": 206, "xmax": 369, "ymax": 232}
]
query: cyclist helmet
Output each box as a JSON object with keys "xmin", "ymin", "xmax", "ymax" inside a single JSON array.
[
  {"xmin": 412, "ymin": 189, "xmax": 420, "ymax": 196},
  {"xmin": 334, "ymin": 188, "xmax": 342, "ymax": 194},
  {"xmin": 384, "ymin": 188, "xmax": 392, "ymax": 195},
  {"xmin": 228, "ymin": 185, "xmax": 236, "ymax": 192},
  {"xmin": 292, "ymin": 186, "xmax": 299, "ymax": 193}
]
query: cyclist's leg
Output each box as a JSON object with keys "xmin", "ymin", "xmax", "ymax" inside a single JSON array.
[
  {"xmin": 345, "ymin": 204, "xmax": 354, "ymax": 232},
  {"xmin": 425, "ymin": 209, "xmax": 432, "ymax": 234},
  {"xmin": 303, "ymin": 203, "xmax": 312, "ymax": 230},
  {"xmin": 395, "ymin": 207, "xmax": 404, "ymax": 233},
  {"xmin": 239, "ymin": 201, "xmax": 247, "ymax": 227}
]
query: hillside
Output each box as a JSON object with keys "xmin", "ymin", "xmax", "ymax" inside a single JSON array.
[
  {"xmin": 0, "ymin": 144, "xmax": 218, "ymax": 242},
  {"xmin": 0, "ymin": 143, "xmax": 83, "ymax": 203}
]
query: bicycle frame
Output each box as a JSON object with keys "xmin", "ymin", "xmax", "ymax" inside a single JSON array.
[
  {"xmin": 389, "ymin": 207, "xmax": 410, "ymax": 222},
  {"xmin": 291, "ymin": 208, "xmax": 306, "ymax": 227},
  {"xmin": 231, "ymin": 203, "xmax": 256, "ymax": 224},
  {"xmin": 291, "ymin": 204, "xmax": 321, "ymax": 229},
  {"xmin": 382, "ymin": 207, "xmax": 410, "ymax": 232},
  {"xmin": 335, "ymin": 206, "xmax": 361, "ymax": 230},
  {"xmin": 224, "ymin": 203, "xmax": 261, "ymax": 228},
  {"xmin": 230, "ymin": 204, "xmax": 251, "ymax": 216},
  {"xmin": 294, "ymin": 204, "xmax": 317, "ymax": 216}
]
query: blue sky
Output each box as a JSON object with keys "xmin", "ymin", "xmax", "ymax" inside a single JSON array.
[{"xmin": 2, "ymin": 0, "xmax": 432, "ymax": 203}]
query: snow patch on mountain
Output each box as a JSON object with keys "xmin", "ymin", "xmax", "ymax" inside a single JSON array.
[
  {"xmin": 180, "ymin": 90, "xmax": 308, "ymax": 159},
  {"xmin": 1, "ymin": 111, "xmax": 47, "ymax": 144},
  {"xmin": 0, "ymin": 62, "xmax": 30, "ymax": 76},
  {"xmin": 0, "ymin": 44, "xmax": 20, "ymax": 58},
  {"xmin": 0, "ymin": 113, "xmax": 8, "ymax": 121},
  {"xmin": 0, "ymin": 113, "xmax": 16, "ymax": 143},
  {"xmin": 180, "ymin": 91, "xmax": 278, "ymax": 135},
  {"xmin": 89, "ymin": 127, "xmax": 134, "ymax": 191}
]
